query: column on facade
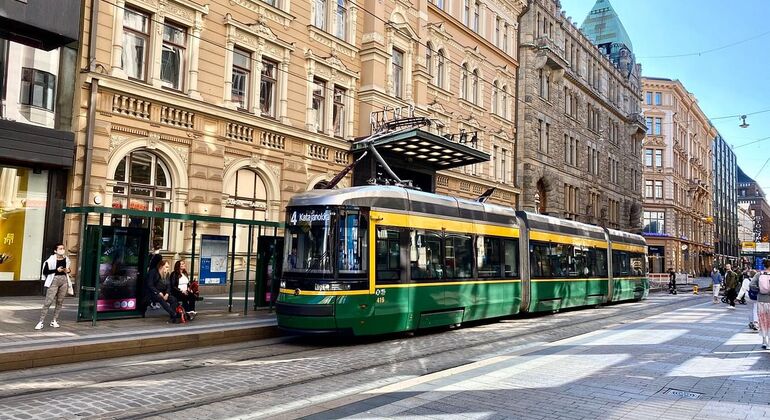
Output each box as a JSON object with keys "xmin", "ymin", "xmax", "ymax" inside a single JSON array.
[
  {"xmin": 479, "ymin": 3, "xmax": 488, "ymax": 39},
  {"xmin": 150, "ymin": 13, "xmax": 166, "ymax": 88},
  {"xmin": 110, "ymin": 0, "xmax": 126, "ymax": 77},
  {"xmin": 222, "ymin": 38, "xmax": 235, "ymax": 107},
  {"xmin": 187, "ymin": 13, "xmax": 204, "ymax": 100},
  {"xmin": 279, "ymin": 50, "xmax": 291, "ymax": 125}
]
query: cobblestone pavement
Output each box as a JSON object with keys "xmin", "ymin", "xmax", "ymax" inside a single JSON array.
[
  {"xmin": 294, "ymin": 299, "xmax": 770, "ymax": 420},
  {"xmin": 0, "ymin": 293, "xmax": 730, "ymax": 419}
]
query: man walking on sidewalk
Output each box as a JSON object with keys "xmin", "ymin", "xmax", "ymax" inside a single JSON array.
[
  {"xmin": 711, "ymin": 267, "xmax": 723, "ymax": 304},
  {"xmin": 724, "ymin": 264, "xmax": 739, "ymax": 309}
]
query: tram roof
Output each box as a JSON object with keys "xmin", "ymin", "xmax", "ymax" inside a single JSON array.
[
  {"xmin": 516, "ymin": 211, "xmax": 607, "ymax": 241},
  {"xmin": 287, "ymin": 186, "xmax": 518, "ymax": 226},
  {"xmin": 606, "ymin": 228, "xmax": 647, "ymax": 247}
]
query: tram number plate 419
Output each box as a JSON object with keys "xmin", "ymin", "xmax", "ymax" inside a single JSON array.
[{"xmin": 375, "ymin": 288, "xmax": 386, "ymax": 303}]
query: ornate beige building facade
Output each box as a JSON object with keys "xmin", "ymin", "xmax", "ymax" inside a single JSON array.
[
  {"xmin": 641, "ymin": 77, "xmax": 715, "ymax": 275},
  {"xmin": 65, "ymin": 0, "xmax": 526, "ymax": 259},
  {"xmin": 516, "ymin": 0, "xmax": 646, "ymax": 230}
]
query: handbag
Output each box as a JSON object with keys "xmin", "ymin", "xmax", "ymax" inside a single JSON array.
[
  {"xmin": 66, "ymin": 276, "xmax": 75, "ymax": 296},
  {"xmin": 749, "ymin": 288, "xmax": 758, "ymax": 301}
]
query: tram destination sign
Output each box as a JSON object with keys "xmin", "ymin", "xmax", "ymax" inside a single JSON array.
[{"xmin": 289, "ymin": 210, "xmax": 331, "ymax": 225}]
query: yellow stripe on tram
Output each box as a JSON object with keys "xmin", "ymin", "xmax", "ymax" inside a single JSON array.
[
  {"xmin": 376, "ymin": 279, "xmax": 522, "ymax": 288},
  {"xmin": 611, "ymin": 243, "xmax": 647, "ymax": 253},
  {"xmin": 279, "ymin": 288, "xmax": 371, "ymax": 296},
  {"xmin": 531, "ymin": 277, "xmax": 610, "ymax": 283},
  {"xmin": 529, "ymin": 230, "xmax": 608, "ymax": 248},
  {"xmin": 370, "ymin": 210, "xmax": 520, "ymax": 238}
]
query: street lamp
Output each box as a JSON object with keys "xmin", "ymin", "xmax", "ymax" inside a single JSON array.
[{"xmin": 739, "ymin": 115, "xmax": 750, "ymax": 129}]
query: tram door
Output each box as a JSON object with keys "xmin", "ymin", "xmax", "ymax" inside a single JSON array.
[
  {"xmin": 373, "ymin": 226, "xmax": 413, "ymax": 332},
  {"xmin": 255, "ymin": 236, "xmax": 283, "ymax": 308}
]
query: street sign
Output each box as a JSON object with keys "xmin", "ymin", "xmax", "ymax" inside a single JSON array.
[{"xmin": 756, "ymin": 242, "xmax": 770, "ymax": 253}]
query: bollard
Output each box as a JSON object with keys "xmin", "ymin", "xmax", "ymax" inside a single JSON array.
[{"xmin": 693, "ymin": 285, "xmax": 699, "ymax": 295}]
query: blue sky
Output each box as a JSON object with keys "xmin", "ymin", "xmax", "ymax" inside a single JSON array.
[{"xmin": 562, "ymin": 0, "xmax": 770, "ymax": 191}]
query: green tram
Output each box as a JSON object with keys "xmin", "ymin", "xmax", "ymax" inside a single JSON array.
[{"xmin": 276, "ymin": 186, "xmax": 648, "ymax": 336}]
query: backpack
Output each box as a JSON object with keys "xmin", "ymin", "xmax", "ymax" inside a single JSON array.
[{"xmin": 759, "ymin": 272, "xmax": 770, "ymax": 295}]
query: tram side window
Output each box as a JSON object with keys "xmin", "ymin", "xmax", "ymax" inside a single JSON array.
[
  {"xmin": 477, "ymin": 236, "xmax": 502, "ymax": 278},
  {"xmin": 503, "ymin": 239, "xmax": 519, "ymax": 278},
  {"xmin": 445, "ymin": 234, "xmax": 473, "ymax": 279},
  {"xmin": 531, "ymin": 241, "xmax": 560, "ymax": 278},
  {"xmin": 590, "ymin": 248, "xmax": 609, "ymax": 278},
  {"xmin": 411, "ymin": 230, "xmax": 443, "ymax": 280},
  {"xmin": 612, "ymin": 250, "xmax": 631, "ymax": 277},
  {"xmin": 572, "ymin": 246, "xmax": 589, "ymax": 277},
  {"xmin": 376, "ymin": 228, "xmax": 402, "ymax": 282},
  {"xmin": 338, "ymin": 210, "xmax": 368, "ymax": 273},
  {"xmin": 630, "ymin": 252, "xmax": 646, "ymax": 276}
]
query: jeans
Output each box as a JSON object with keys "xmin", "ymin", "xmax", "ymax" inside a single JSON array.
[{"xmin": 149, "ymin": 293, "xmax": 178, "ymax": 319}]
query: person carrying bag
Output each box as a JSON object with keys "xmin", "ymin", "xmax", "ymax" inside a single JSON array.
[
  {"xmin": 750, "ymin": 258, "xmax": 770, "ymax": 348},
  {"xmin": 36, "ymin": 243, "xmax": 73, "ymax": 330}
]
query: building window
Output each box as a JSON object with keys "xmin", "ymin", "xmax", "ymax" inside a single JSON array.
[
  {"xmin": 231, "ymin": 48, "xmax": 251, "ymax": 110},
  {"xmin": 495, "ymin": 17, "xmax": 501, "ymax": 46},
  {"xmin": 335, "ymin": 0, "xmax": 347, "ymax": 40},
  {"xmin": 461, "ymin": 63, "xmax": 469, "ymax": 100},
  {"xmin": 312, "ymin": 78, "xmax": 325, "ymax": 132},
  {"xmin": 539, "ymin": 69, "xmax": 549, "ymax": 100},
  {"xmin": 609, "ymin": 157, "xmax": 618, "ymax": 184},
  {"xmin": 645, "ymin": 116, "xmax": 653, "ymax": 133},
  {"xmin": 433, "ymin": 0, "xmax": 445, "ymax": 9},
  {"xmin": 392, "ymin": 48, "xmax": 404, "ymax": 99},
  {"xmin": 654, "ymin": 117, "xmax": 662, "ymax": 135},
  {"xmin": 122, "ymin": 8, "xmax": 150, "ymax": 81},
  {"xmin": 111, "ymin": 150, "xmax": 172, "ymax": 250},
  {"xmin": 472, "ymin": 69, "xmax": 480, "ymax": 105},
  {"xmin": 19, "ymin": 68, "xmax": 56, "ymax": 111},
  {"xmin": 314, "ymin": 0, "xmax": 327, "ymax": 30},
  {"xmin": 588, "ymin": 145, "xmax": 599, "ymax": 175},
  {"xmin": 565, "ymin": 185, "xmax": 579, "ymax": 219},
  {"xmin": 654, "ymin": 92, "xmax": 662, "ymax": 106},
  {"xmin": 644, "ymin": 149, "xmax": 653, "ymax": 167},
  {"xmin": 333, "ymin": 86, "xmax": 346, "ymax": 138},
  {"xmin": 160, "ymin": 22, "xmax": 187, "ymax": 90},
  {"xmin": 463, "ymin": 0, "xmax": 470, "ymax": 26},
  {"xmin": 643, "ymin": 211, "xmax": 665, "ymax": 234},
  {"xmin": 501, "ymin": 85, "xmax": 509, "ymax": 118},
  {"xmin": 645, "ymin": 91, "xmax": 652, "ymax": 105},
  {"xmin": 564, "ymin": 135, "xmax": 577, "ymax": 166},
  {"xmin": 260, "ymin": 59, "xmax": 277, "ymax": 117},
  {"xmin": 472, "ymin": 1, "xmax": 480, "ymax": 33},
  {"xmin": 538, "ymin": 120, "xmax": 549, "ymax": 153},
  {"xmin": 655, "ymin": 149, "xmax": 663, "ymax": 168},
  {"xmin": 653, "ymin": 180, "xmax": 663, "ymax": 198},
  {"xmin": 492, "ymin": 82, "xmax": 499, "ymax": 114},
  {"xmin": 426, "ymin": 44, "xmax": 433, "ymax": 79}
]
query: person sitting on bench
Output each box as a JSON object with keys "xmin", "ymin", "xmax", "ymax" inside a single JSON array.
[{"xmin": 145, "ymin": 259, "xmax": 179, "ymax": 323}]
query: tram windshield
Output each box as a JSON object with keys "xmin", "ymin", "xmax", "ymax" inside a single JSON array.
[{"xmin": 282, "ymin": 206, "xmax": 369, "ymax": 291}]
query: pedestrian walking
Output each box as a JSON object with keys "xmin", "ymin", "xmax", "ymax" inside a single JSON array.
[
  {"xmin": 710, "ymin": 267, "xmax": 723, "ymax": 304},
  {"xmin": 748, "ymin": 270, "xmax": 760, "ymax": 331},
  {"xmin": 736, "ymin": 270, "xmax": 752, "ymax": 304},
  {"xmin": 750, "ymin": 259, "xmax": 770, "ymax": 348},
  {"xmin": 724, "ymin": 264, "xmax": 738, "ymax": 309},
  {"xmin": 35, "ymin": 244, "xmax": 72, "ymax": 330},
  {"xmin": 668, "ymin": 268, "xmax": 677, "ymax": 295}
]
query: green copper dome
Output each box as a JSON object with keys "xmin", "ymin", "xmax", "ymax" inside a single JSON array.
[{"xmin": 580, "ymin": 0, "xmax": 633, "ymax": 52}]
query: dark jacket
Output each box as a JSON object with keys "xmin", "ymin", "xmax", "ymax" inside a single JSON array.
[
  {"xmin": 725, "ymin": 270, "xmax": 739, "ymax": 289},
  {"xmin": 145, "ymin": 268, "xmax": 169, "ymax": 296},
  {"xmin": 169, "ymin": 271, "xmax": 190, "ymax": 298}
]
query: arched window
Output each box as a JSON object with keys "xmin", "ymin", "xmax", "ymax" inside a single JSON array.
[
  {"xmin": 491, "ymin": 81, "xmax": 499, "ymax": 114},
  {"xmin": 111, "ymin": 150, "xmax": 172, "ymax": 250},
  {"xmin": 472, "ymin": 69, "xmax": 480, "ymax": 105},
  {"xmin": 436, "ymin": 49, "xmax": 445, "ymax": 88},
  {"xmin": 224, "ymin": 168, "xmax": 268, "ymax": 252},
  {"xmin": 460, "ymin": 63, "xmax": 469, "ymax": 100}
]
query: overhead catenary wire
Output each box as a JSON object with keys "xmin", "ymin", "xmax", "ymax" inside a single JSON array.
[{"xmin": 638, "ymin": 29, "xmax": 770, "ymax": 59}]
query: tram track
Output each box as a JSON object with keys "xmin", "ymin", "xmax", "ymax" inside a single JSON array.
[{"xmin": 114, "ymin": 294, "xmax": 704, "ymax": 420}]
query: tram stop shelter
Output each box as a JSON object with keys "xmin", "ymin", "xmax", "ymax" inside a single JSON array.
[
  {"xmin": 64, "ymin": 206, "xmax": 282, "ymax": 325},
  {"xmin": 351, "ymin": 128, "xmax": 489, "ymax": 193}
]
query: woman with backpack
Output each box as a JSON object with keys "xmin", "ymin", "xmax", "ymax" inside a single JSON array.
[{"xmin": 750, "ymin": 258, "xmax": 770, "ymax": 348}]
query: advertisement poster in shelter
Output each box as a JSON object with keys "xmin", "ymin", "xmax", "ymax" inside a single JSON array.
[
  {"xmin": 97, "ymin": 227, "xmax": 144, "ymax": 312},
  {"xmin": 200, "ymin": 234, "xmax": 229, "ymax": 285}
]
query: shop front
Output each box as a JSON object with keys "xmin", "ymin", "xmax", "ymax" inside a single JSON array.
[{"xmin": 0, "ymin": 119, "xmax": 73, "ymax": 295}]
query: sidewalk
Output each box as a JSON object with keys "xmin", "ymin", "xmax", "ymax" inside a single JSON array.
[{"xmin": 0, "ymin": 294, "xmax": 279, "ymax": 371}]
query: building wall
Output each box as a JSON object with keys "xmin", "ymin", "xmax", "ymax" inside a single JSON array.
[
  {"xmin": 66, "ymin": 0, "xmax": 527, "ymax": 263},
  {"xmin": 738, "ymin": 203, "xmax": 755, "ymax": 244},
  {"xmin": 641, "ymin": 77, "xmax": 715, "ymax": 275},
  {"xmin": 737, "ymin": 177, "xmax": 770, "ymax": 242},
  {"xmin": 515, "ymin": 0, "xmax": 645, "ymax": 230},
  {"xmin": 712, "ymin": 133, "xmax": 738, "ymax": 264},
  {"xmin": 358, "ymin": 0, "xmax": 524, "ymax": 205}
]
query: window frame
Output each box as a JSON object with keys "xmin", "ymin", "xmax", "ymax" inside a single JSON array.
[
  {"xmin": 312, "ymin": 78, "xmax": 326, "ymax": 132},
  {"xmin": 19, "ymin": 67, "xmax": 56, "ymax": 111},
  {"xmin": 260, "ymin": 58, "xmax": 278, "ymax": 118},
  {"xmin": 159, "ymin": 20, "xmax": 187, "ymax": 91},
  {"xmin": 122, "ymin": 7, "xmax": 151, "ymax": 82},
  {"xmin": 392, "ymin": 48, "xmax": 404, "ymax": 99},
  {"xmin": 231, "ymin": 47, "xmax": 252, "ymax": 110}
]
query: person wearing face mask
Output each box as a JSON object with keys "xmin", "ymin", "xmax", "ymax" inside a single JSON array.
[
  {"xmin": 145, "ymin": 259, "xmax": 179, "ymax": 323},
  {"xmin": 36, "ymin": 244, "xmax": 72, "ymax": 330}
]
